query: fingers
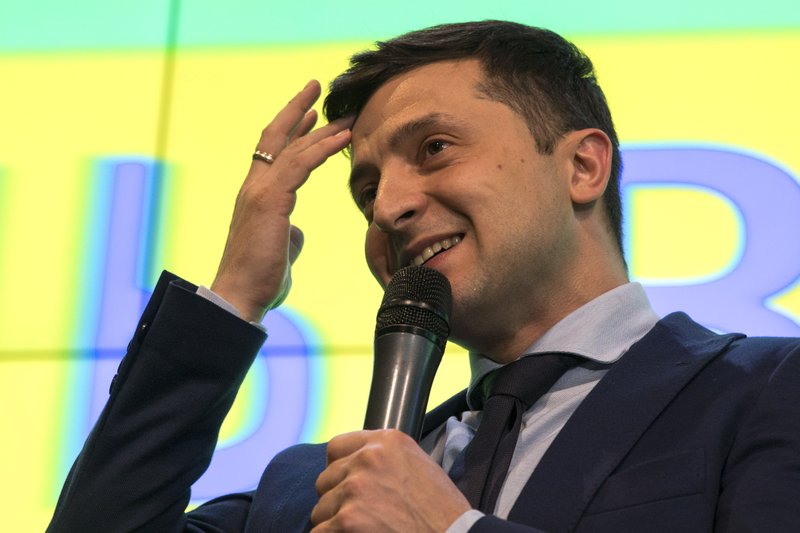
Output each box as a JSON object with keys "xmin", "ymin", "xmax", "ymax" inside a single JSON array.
[
  {"xmin": 288, "ymin": 109, "xmax": 319, "ymax": 144},
  {"xmin": 255, "ymin": 80, "xmax": 353, "ymax": 156},
  {"xmin": 292, "ymin": 115, "xmax": 353, "ymax": 151},
  {"xmin": 318, "ymin": 430, "xmax": 413, "ymax": 492},
  {"xmin": 245, "ymin": 124, "xmax": 350, "ymax": 197},
  {"xmin": 312, "ymin": 453, "xmax": 355, "ymax": 530},
  {"xmin": 311, "ymin": 430, "xmax": 463, "ymax": 532},
  {"xmin": 326, "ymin": 431, "xmax": 370, "ymax": 464},
  {"xmin": 246, "ymin": 80, "xmax": 353, "ymax": 191},
  {"xmin": 291, "ymin": 119, "xmax": 352, "ymax": 171},
  {"xmin": 257, "ymin": 80, "xmax": 322, "ymax": 155},
  {"xmin": 315, "ymin": 455, "xmax": 347, "ymax": 501},
  {"xmin": 253, "ymin": 80, "xmax": 349, "ymax": 164},
  {"xmin": 316, "ymin": 431, "xmax": 372, "ymax": 498}
]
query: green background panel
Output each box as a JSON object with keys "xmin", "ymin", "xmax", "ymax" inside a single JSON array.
[
  {"xmin": 2, "ymin": 0, "xmax": 800, "ymax": 51},
  {"xmin": 0, "ymin": 0, "xmax": 171, "ymax": 52}
]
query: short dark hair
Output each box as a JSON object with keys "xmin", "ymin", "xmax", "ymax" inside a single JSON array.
[{"xmin": 324, "ymin": 20, "xmax": 624, "ymax": 258}]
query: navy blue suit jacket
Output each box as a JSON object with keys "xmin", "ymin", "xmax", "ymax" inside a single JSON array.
[{"xmin": 48, "ymin": 273, "xmax": 800, "ymax": 532}]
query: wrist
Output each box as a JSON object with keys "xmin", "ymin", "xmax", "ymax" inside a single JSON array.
[{"xmin": 208, "ymin": 281, "xmax": 269, "ymax": 323}]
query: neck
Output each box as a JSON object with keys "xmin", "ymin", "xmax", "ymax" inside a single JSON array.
[{"xmin": 465, "ymin": 255, "xmax": 629, "ymax": 364}]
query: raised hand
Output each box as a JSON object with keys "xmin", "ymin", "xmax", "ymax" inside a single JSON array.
[{"xmin": 211, "ymin": 80, "xmax": 353, "ymax": 322}]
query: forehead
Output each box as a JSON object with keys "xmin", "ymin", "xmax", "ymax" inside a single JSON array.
[{"xmin": 350, "ymin": 59, "xmax": 486, "ymax": 151}]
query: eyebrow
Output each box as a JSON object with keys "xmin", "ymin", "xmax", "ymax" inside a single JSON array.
[
  {"xmin": 387, "ymin": 112, "xmax": 459, "ymax": 148},
  {"xmin": 348, "ymin": 112, "xmax": 470, "ymax": 198}
]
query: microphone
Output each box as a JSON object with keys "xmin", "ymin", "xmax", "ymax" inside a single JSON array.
[{"xmin": 363, "ymin": 265, "xmax": 452, "ymax": 441}]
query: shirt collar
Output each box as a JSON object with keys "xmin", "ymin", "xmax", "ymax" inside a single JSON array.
[{"xmin": 467, "ymin": 282, "xmax": 660, "ymax": 398}]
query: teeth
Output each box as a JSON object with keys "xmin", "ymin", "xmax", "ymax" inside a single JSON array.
[{"xmin": 409, "ymin": 235, "xmax": 462, "ymax": 266}]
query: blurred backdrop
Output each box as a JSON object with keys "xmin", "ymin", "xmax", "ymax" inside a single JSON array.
[{"xmin": 2, "ymin": 1, "xmax": 799, "ymax": 529}]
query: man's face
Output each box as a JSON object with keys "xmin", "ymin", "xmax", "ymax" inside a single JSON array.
[{"xmin": 349, "ymin": 60, "xmax": 580, "ymax": 354}]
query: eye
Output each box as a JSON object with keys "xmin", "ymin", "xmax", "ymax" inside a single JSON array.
[
  {"xmin": 357, "ymin": 185, "xmax": 377, "ymax": 212},
  {"xmin": 424, "ymin": 139, "xmax": 450, "ymax": 157}
]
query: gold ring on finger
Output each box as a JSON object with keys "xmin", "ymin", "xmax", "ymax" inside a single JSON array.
[{"xmin": 253, "ymin": 150, "xmax": 276, "ymax": 164}]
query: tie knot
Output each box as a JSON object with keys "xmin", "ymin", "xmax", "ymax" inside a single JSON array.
[{"xmin": 479, "ymin": 353, "xmax": 579, "ymax": 409}]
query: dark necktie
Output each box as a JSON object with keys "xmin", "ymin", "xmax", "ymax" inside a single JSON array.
[{"xmin": 451, "ymin": 353, "xmax": 579, "ymax": 513}]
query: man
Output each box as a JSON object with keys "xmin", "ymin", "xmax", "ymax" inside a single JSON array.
[{"xmin": 48, "ymin": 21, "xmax": 800, "ymax": 532}]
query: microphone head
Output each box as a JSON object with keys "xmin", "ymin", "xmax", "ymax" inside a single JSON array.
[{"xmin": 376, "ymin": 266, "xmax": 452, "ymax": 345}]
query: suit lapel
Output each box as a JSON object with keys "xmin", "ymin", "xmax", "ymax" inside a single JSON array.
[
  {"xmin": 421, "ymin": 388, "xmax": 468, "ymax": 438},
  {"xmin": 507, "ymin": 313, "xmax": 743, "ymax": 532}
]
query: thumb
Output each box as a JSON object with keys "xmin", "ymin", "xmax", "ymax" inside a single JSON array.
[{"xmin": 288, "ymin": 225, "xmax": 305, "ymax": 265}]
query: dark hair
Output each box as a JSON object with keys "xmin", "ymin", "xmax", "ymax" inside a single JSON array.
[{"xmin": 324, "ymin": 20, "xmax": 624, "ymax": 257}]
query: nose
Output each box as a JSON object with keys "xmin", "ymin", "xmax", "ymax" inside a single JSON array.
[{"xmin": 372, "ymin": 167, "xmax": 426, "ymax": 233}]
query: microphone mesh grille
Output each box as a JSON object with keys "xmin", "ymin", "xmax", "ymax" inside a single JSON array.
[{"xmin": 376, "ymin": 266, "xmax": 452, "ymax": 340}]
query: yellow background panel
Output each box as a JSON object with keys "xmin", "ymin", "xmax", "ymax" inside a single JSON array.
[
  {"xmin": 0, "ymin": 358, "xmax": 83, "ymax": 528},
  {"xmin": 772, "ymin": 283, "xmax": 800, "ymax": 320},
  {"xmin": 627, "ymin": 187, "xmax": 743, "ymax": 281},
  {"xmin": 587, "ymin": 32, "xmax": 800, "ymax": 174},
  {"xmin": 0, "ymin": 51, "xmax": 163, "ymax": 529},
  {"xmin": 584, "ymin": 31, "xmax": 800, "ymax": 312},
  {"xmin": 3, "ymin": 30, "xmax": 800, "ymax": 531},
  {"xmin": 0, "ymin": 52, "xmax": 164, "ymax": 350}
]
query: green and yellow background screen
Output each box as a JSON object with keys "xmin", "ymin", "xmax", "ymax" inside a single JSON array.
[{"xmin": 2, "ymin": 1, "xmax": 799, "ymax": 528}]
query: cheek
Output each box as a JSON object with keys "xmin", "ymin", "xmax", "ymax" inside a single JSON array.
[{"xmin": 364, "ymin": 225, "xmax": 391, "ymax": 288}]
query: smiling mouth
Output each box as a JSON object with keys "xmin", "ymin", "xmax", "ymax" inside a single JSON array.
[{"xmin": 409, "ymin": 235, "xmax": 462, "ymax": 267}]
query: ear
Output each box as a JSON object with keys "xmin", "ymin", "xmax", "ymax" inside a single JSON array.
[{"xmin": 564, "ymin": 129, "xmax": 613, "ymax": 205}]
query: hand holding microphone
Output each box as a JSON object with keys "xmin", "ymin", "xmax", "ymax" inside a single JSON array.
[{"xmin": 313, "ymin": 266, "xmax": 470, "ymax": 531}]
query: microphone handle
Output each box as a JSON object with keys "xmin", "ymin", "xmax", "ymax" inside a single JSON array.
[{"xmin": 363, "ymin": 330, "xmax": 445, "ymax": 441}]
